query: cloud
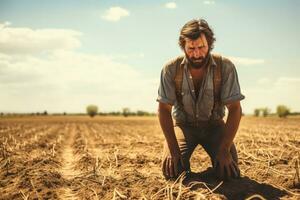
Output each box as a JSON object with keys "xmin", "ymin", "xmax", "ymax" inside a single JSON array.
[
  {"xmin": 0, "ymin": 24, "xmax": 158, "ymax": 113},
  {"xmin": 0, "ymin": 50, "xmax": 158, "ymax": 113},
  {"xmin": 257, "ymin": 78, "xmax": 272, "ymax": 85},
  {"xmin": 0, "ymin": 22, "xmax": 81, "ymax": 55},
  {"xmin": 203, "ymin": 0, "xmax": 216, "ymax": 5},
  {"xmin": 274, "ymin": 77, "xmax": 300, "ymax": 87},
  {"xmin": 243, "ymin": 77, "xmax": 300, "ymax": 114},
  {"xmin": 101, "ymin": 7, "xmax": 130, "ymax": 22},
  {"xmin": 0, "ymin": 21, "xmax": 11, "ymax": 29},
  {"xmin": 165, "ymin": 2, "xmax": 177, "ymax": 9},
  {"xmin": 110, "ymin": 53, "xmax": 145, "ymax": 60},
  {"xmin": 227, "ymin": 56, "xmax": 265, "ymax": 66}
]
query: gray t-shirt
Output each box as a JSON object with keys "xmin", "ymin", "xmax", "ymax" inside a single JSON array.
[{"xmin": 157, "ymin": 53, "xmax": 245, "ymax": 124}]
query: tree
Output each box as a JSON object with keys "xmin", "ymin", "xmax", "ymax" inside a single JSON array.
[
  {"xmin": 86, "ymin": 105, "xmax": 98, "ymax": 117},
  {"xmin": 254, "ymin": 108, "xmax": 260, "ymax": 117},
  {"xmin": 262, "ymin": 107, "xmax": 270, "ymax": 117},
  {"xmin": 122, "ymin": 107, "xmax": 130, "ymax": 117},
  {"xmin": 276, "ymin": 105, "xmax": 290, "ymax": 118},
  {"xmin": 137, "ymin": 110, "xmax": 150, "ymax": 116}
]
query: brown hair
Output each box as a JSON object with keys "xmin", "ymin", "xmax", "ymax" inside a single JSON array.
[{"xmin": 179, "ymin": 19, "xmax": 216, "ymax": 51}]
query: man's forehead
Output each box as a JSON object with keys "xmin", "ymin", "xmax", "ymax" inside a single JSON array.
[{"xmin": 185, "ymin": 34, "xmax": 207, "ymax": 46}]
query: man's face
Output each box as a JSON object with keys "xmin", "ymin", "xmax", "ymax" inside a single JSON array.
[{"xmin": 184, "ymin": 33, "xmax": 209, "ymax": 68}]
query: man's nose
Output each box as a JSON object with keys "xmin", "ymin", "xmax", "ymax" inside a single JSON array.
[{"xmin": 192, "ymin": 49, "xmax": 201, "ymax": 58}]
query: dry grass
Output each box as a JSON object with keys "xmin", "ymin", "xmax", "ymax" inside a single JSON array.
[{"xmin": 0, "ymin": 116, "xmax": 299, "ymax": 199}]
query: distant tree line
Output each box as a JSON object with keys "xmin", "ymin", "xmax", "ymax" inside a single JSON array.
[
  {"xmin": 0, "ymin": 111, "xmax": 49, "ymax": 117},
  {"xmin": 97, "ymin": 111, "xmax": 156, "ymax": 117},
  {"xmin": 253, "ymin": 105, "xmax": 294, "ymax": 118},
  {"xmin": 1, "ymin": 104, "xmax": 299, "ymax": 119},
  {"xmin": 1, "ymin": 103, "xmax": 298, "ymax": 119},
  {"xmin": 86, "ymin": 105, "xmax": 156, "ymax": 118},
  {"xmin": 0, "ymin": 109, "xmax": 157, "ymax": 118},
  {"xmin": 98, "ymin": 109, "xmax": 156, "ymax": 117},
  {"xmin": 253, "ymin": 107, "xmax": 271, "ymax": 117}
]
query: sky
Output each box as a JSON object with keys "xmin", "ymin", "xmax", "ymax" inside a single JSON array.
[{"xmin": 0, "ymin": 0, "xmax": 299, "ymax": 114}]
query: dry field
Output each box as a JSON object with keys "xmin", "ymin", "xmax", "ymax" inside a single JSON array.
[{"xmin": 0, "ymin": 116, "xmax": 299, "ymax": 200}]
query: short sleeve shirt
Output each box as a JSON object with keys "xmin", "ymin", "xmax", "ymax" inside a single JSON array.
[{"xmin": 156, "ymin": 53, "xmax": 245, "ymax": 124}]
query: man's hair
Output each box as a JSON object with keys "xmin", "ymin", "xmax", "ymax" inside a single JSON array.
[{"xmin": 179, "ymin": 19, "xmax": 216, "ymax": 51}]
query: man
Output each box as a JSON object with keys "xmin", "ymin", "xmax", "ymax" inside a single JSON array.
[{"xmin": 157, "ymin": 19, "xmax": 245, "ymax": 181}]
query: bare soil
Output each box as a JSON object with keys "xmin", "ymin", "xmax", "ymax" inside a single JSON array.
[{"xmin": 0, "ymin": 116, "xmax": 299, "ymax": 199}]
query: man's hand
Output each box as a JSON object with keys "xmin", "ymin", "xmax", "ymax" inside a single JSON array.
[
  {"xmin": 213, "ymin": 100, "xmax": 242, "ymax": 181},
  {"xmin": 214, "ymin": 148, "xmax": 240, "ymax": 180},
  {"xmin": 159, "ymin": 102, "xmax": 186, "ymax": 179},
  {"xmin": 162, "ymin": 150, "xmax": 185, "ymax": 179}
]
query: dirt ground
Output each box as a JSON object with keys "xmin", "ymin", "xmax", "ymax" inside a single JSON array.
[{"xmin": 0, "ymin": 116, "xmax": 299, "ymax": 200}]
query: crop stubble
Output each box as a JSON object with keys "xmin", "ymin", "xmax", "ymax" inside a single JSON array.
[{"xmin": 0, "ymin": 116, "xmax": 299, "ymax": 199}]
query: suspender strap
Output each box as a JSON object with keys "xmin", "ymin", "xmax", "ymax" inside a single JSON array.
[
  {"xmin": 211, "ymin": 54, "xmax": 223, "ymax": 119},
  {"xmin": 174, "ymin": 57, "xmax": 184, "ymax": 108}
]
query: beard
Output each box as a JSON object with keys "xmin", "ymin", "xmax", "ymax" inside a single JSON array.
[{"xmin": 185, "ymin": 52, "xmax": 210, "ymax": 69}]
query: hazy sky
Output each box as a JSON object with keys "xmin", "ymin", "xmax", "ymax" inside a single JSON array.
[{"xmin": 0, "ymin": 0, "xmax": 299, "ymax": 114}]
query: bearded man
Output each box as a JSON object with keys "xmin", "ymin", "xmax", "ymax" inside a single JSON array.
[{"xmin": 157, "ymin": 19, "xmax": 245, "ymax": 180}]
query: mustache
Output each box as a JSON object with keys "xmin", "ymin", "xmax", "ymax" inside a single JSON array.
[{"xmin": 191, "ymin": 57, "xmax": 204, "ymax": 61}]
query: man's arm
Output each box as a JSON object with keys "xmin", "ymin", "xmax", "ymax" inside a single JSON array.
[
  {"xmin": 158, "ymin": 102, "xmax": 184, "ymax": 178},
  {"xmin": 215, "ymin": 100, "xmax": 242, "ymax": 179},
  {"xmin": 158, "ymin": 102, "xmax": 180, "ymax": 157},
  {"xmin": 220, "ymin": 100, "xmax": 242, "ymax": 151}
]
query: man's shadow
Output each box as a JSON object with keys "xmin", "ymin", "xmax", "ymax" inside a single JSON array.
[{"xmin": 182, "ymin": 168, "xmax": 288, "ymax": 200}]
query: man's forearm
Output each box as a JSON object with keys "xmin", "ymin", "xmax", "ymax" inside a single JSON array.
[
  {"xmin": 158, "ymin": 107, "xmax": 180, "ymax": 156},
  {"xmin": 219, "ymin": 105, "xmax": 242, "ymax": 151}
]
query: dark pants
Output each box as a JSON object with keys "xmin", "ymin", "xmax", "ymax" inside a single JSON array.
[{"xmin": 162, "ymin": 122, "xmax": 238, "ymax": 175}]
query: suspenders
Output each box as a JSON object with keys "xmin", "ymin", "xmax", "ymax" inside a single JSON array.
[{"xmin": 174, "ymin": 54, "xmax": 223, "ymax": 120}]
